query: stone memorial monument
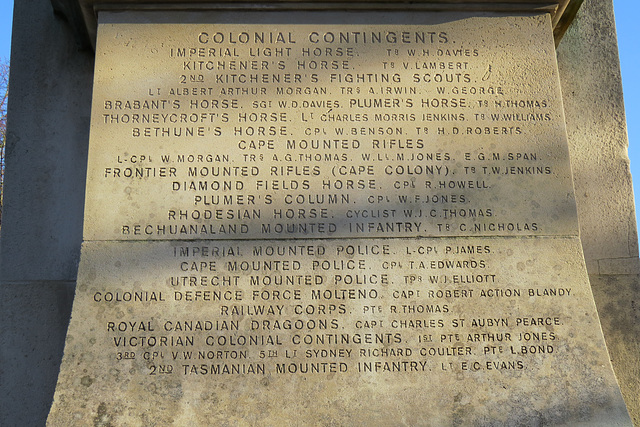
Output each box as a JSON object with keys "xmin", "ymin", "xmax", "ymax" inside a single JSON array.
[
  {"xmin": 44, "ymin": 1, "xmax": 632, "ymax": 425},
  {"xmin": 1, "ymin": 0, "xmax": 638, "ymax": 426}
]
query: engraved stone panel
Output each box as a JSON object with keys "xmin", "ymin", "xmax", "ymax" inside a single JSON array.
[
  {"xmin": 48, "ymin": 10, "xmax": 631, "ymax": 426},
  {"xmin": 51, "ymin": 238, "xmax": 624, "ymax": 426},
  {"xmin": 84, "ymin": 12, "xmax": 577, "ymax": 241},
  {"xmin": 50, "ymin": 238, "xmax": 630, "ymax": 425}
]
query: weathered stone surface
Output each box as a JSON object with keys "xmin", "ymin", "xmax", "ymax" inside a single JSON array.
[
  {"xmin": 558, "ymin": 2, "xmax": 640, "ymax": 422},
  {"xmin": 0, "ymin": 1, "xmax": 93, "ymax": 425},
  {"xmin": 49, "ymin": 238, "xmax": 630, "ymax": 426},
  {"xmin": 0, "ymin": 0, "xmax": 93, "ymax": 283},
  {"xmin": 83, "ymin": 13, "xmax": 577, "ymax": 241},
  {"xmin": 589, "ymin": 273, "xmax": 640, "ymax": 427},
  {"xmin": 47, "ymin": 10, "xmax": 632, "ymax": 426},
  {"xmin": 0, "ymin": 282, "xmax": 75, "ymax": 426}
]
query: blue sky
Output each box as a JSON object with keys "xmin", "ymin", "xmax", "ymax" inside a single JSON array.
[
  {"xmin": 0, "ymin": 1, "xmax": 9, "ymax": 63},
  {"xmin": 614, "ymin": 0, "xmax": 640, "ymax": 226},
  {"xmin": 0, "ymin": 0, "xmax": 638, "ymax": 224}
]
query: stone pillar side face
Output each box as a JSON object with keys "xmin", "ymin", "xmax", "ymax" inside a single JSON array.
[
  {"xmin": 0, "ymin": 283, "xmax": 75, "ymax": 426},
  {"xmin": 0, "ymin": 0, "xmax": 93, "ymax": 426},
  {"xmin": 0, "ymin": 0, "xmax": 93, "ymax": 283},
  {"xmin": 558, "ymin": 0, "xmax": 639, "ymax": 265},
  {"xmin": 558, "ymin": 1, "xmax": 640, "ymax": 423}
]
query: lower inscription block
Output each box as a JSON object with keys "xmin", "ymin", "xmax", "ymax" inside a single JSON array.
[{"xmin": 48, "ymin": 237, "xmax": 630, "ymax": 425}]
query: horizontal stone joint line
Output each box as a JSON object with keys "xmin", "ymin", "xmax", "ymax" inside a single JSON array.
[{"xmin": 93, "ymin": 2, "xmax": 561, "ymax": 14}]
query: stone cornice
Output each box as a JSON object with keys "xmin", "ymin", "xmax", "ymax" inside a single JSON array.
[{"xmin": 51, "ymin": 0, "xmax": 583, "ymax": 49}]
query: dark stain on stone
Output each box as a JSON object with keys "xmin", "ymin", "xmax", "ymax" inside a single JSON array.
[
  {"xmin": 80, "ymin": 375, "xmax": 94, "ymax": 387},
  {"xmin": 93, "ymin": 402, "xmax": 113, "ymax": 427}
]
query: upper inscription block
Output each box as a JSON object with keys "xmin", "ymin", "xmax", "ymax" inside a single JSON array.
[{"xmin": 84, "ymin": 12, "xmax": 578, "ymax": 241}]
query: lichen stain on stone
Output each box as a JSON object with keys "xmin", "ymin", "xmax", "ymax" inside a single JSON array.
[
  {"xmin": 200, "ymin": 391, "xmax": 219, "ymax": 406},
  {"xmin": 80, "ymin": 375, "xmax": 94, "ymax": 387},
  {"xmin": 86, "ymin": 267, "xmax": 98, "ymax": 282},
  {"xmin": 451, "ymin": 393, "xmax": 468, "ymax": 427},
  {"xmin": 93, "ymin": 402, "xmax": 113, "ymax": 427}
]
